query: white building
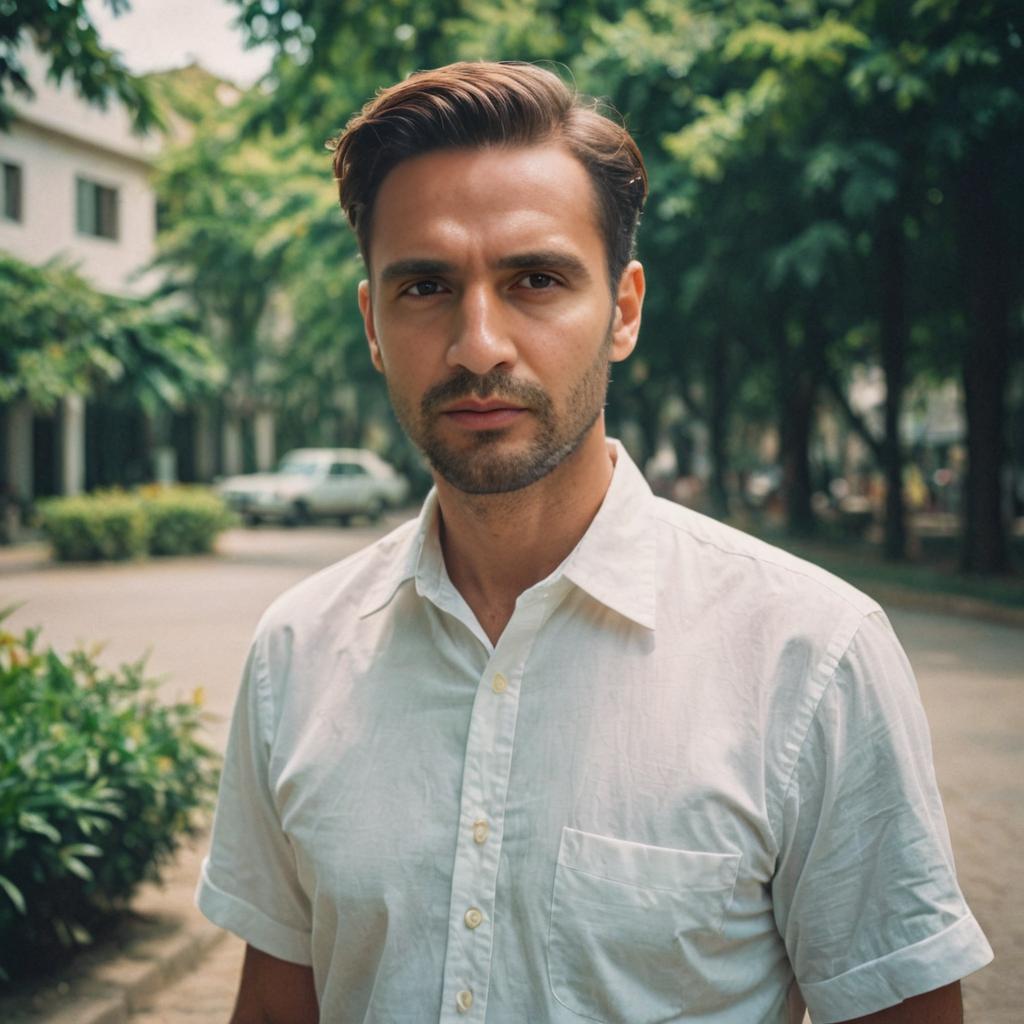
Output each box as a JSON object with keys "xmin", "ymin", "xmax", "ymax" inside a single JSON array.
[
  {"xmin": 0, "ymin": 48, "xmax": 280, "ymax": 532},
  {"xmin": 0, "ymin": 45, "xmax": 161, "ymax": 295},
  {"xmin": 1, "ymin": 43, "xmax": 163, "ymax": 515}
]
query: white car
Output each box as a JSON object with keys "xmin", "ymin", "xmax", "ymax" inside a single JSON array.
[{"xmin": 219, "ymin": 448, "xmax": 410, "ymax": 526}]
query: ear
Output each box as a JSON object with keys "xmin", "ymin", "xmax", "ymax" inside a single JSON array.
[
  {"xmin": 609, "ymin": 260, "xmax": 645, "ymax": 363},
  {"xmin": 358, "ymin": 279, "xmax": 384, "ymax": 373}
]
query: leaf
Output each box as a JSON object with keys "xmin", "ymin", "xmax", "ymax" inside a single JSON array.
[
  {"xmin": 18, "ymin": 812, "xmax": 62, "ymax": 844},
  {"xmin": 60, "ymin": 855, "xmax": 95, "ymax": 882},
  {"xmin": 0, "ymin": 873, "xmax": 26, "ymax": 915},
  {"xmin": 61, "ymin": 843, "xmax": 104, "ymax": 859}
]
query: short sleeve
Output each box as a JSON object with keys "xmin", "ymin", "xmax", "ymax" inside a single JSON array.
[
  {"xmin": 195, "ymin": 640, "xmax": 313, "ymax": 965},
  {"xmin": 772, "ymin": 610, "xmax": 992, "ymax": 1023}
]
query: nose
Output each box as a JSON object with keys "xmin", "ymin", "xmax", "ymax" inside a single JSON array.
[{"xmin": 446, "ymin": 285, "xmax": 517, "ymax": 376}]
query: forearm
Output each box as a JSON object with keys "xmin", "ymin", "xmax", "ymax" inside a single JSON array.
[
  {"xmin": 229, "ymin": 944, "xmax": 319, "ymax": 1024},
  {"xmin": 834, "ymin": 981, "xmax": 962, "ymax": 1024}
]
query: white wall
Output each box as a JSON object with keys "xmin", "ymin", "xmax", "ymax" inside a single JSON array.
[
  {"xmin": 7, "ymin": 43, "xmax": 159, "ymax": 163},
  {"xmin": 0, "ymin": 43, "xmax": 159, "ymax": 297}
]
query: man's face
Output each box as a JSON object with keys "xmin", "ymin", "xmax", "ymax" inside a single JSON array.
[{"xmin": 358, "ymin": 143, "xmax": 643, "ymax": 494}]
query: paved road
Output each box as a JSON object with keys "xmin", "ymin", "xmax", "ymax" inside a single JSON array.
[{"xmin": 2, "ymin": 522, "xmax": 1020, "ymax": 1021}]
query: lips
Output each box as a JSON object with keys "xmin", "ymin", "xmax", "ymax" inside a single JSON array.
[
  {"xmin": 444, "ymin": 398, "xmax": 524, "ymax": 413},
  {"xmin": 440, "ymin": 398, "xmax": 527, "ymax": 431}
]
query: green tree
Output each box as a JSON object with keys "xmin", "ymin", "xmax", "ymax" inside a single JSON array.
[
  {"xmin": 0, "ymin": 0, "xmax": 158, "ymax": 131},
  {"xmin": 0, "ymin": 254, "xmax": 223, "ymax": 415},
  {"xmin": 587, "ymin": 0, "xmax": 1022, "ymax": 567}
]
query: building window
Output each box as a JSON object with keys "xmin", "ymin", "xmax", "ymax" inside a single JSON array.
[
  {"xmin": 2, "ymin": 161, "xmax": 22, "ymax": 222},
  {"xmin": 75, "ymin": 176, "xmax": 119, "ymax": 239}
]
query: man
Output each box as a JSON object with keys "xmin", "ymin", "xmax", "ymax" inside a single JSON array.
[{"xmin": 197, "ymin": 62, "xmax": 992, "ymax": 1023}]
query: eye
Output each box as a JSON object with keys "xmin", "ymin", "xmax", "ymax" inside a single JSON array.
[
  {"xmin": 518, "ymin": 273, "xmax": 558, "ymax": 290},
  {"xmin": 404, "ymin": 279, "xmax": 446, "ymax": 297}
]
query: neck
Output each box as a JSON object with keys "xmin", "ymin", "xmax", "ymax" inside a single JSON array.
[{"xmin": 435, "ymin": 426, "xmax": 615, "ymax": 645}]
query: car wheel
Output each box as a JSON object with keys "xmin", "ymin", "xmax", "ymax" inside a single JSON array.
[
  {"xmin": 286, "ymin": 501, "xmax": 311, "ymax": 527},
  {"xmin": 244, "ymin": 513, "xmax": 262, "ymax": 527},
  {"xmin": 365, "ymin": 498, "xmax": 384, "ymax": 523}
]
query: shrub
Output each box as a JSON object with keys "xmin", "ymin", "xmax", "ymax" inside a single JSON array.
[
  {"xmin": 0, "ymin": 617, "xmax": 220, "ymax": 982},
  {"xmin": 37, "ymin": 487, "xmax": 234, "ymax": 562},
  {"xmin": 140, "ymin": 486, "xmax": 235, "ymax": 556},
  {"xmin": 37, "ymin": 492, "xmax": 149, "ymax": 562}
]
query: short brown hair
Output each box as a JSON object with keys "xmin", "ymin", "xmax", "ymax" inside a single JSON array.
[{"xmin": 330, "ymin": 61, "xmax": 647, "ymax": 285}]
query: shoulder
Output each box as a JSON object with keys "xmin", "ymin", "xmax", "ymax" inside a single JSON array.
[
  {"xmin": 254, "ymin": 516, "xmax": 420, "ymax": 652},
  {"xmin": 648, "ymin": 496, "xmax": 879, "ymax": 622},
  {"xmin": 642, "ymin": 500, "xmax": 891, "ymax": 761}
]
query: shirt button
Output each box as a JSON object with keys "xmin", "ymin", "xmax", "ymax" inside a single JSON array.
[
  {"xmin": 492, "ymin": 673, "xmax": 508, "ymax": 693},
  {"xmin": 464, "ymin": 906, "xmax": 484, "ymax": 929},
  {"xmin": 456, "ymin": 988, "xmax": 474, "ymax": 1012},
  {"xmin": 472, "ymin": 819, "xmax": 489, "ymax": 844}
]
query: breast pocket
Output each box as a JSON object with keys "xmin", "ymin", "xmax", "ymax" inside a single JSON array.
[{"xmin": 547, "ymin": 827, "xmax": 741, "ymax": 1023}]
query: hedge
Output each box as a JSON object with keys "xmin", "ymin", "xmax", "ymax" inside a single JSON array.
[
  {"xmin": 0, "ymin": 616, "xmax": 220, "ymax": 982},
  {"xmin": 37, "ymin": 492, "xmax": 148, "ymax": 562},
  {"xmin": 38, "ymin": 487, "xmax": 234, "ymax": 562},
  {"xmin": 139, "ymin": 486, "xmax": 235, "ymax": 556}
]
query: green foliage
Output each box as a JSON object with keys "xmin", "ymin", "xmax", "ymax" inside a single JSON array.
[
  {"xmin": 0, "ymin": 0, "xmax": 159, "ymax": 132},
  {"xmin": 37, "ymin": 493, "xmax": 149, "ymax": 563},
  {"xmin": 140, "ymin": 486, "xmax": 237, "ymax": 556},
  {"xmin": 37, "ymin": 488, "xmax": 234, "ymax": 562},
  {"xmin": 0, "ymin": 255, "xmax": 225, "ymax": 414},
  {"xmin": 0, "ymin": 618, "xmax": 219, "ymax": 981}
]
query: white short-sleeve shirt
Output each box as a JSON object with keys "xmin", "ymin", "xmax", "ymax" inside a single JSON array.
[{"xmin": 197, "ymin": 442, "xmax": 992, "ymax": 1023}]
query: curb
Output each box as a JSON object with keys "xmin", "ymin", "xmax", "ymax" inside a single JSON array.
[
  {"xmin": 27, "ymin": 924, "xmax": 227, "ymax": 1024},
  {"xmin": 0, "ymin": 844, "xmax": 229, "ymax": 1024},
  {"xmin": 857, "ymin": 581, "xmax": 1024, "ymax": 630}
]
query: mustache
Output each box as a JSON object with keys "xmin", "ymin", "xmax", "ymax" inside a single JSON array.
[{"xmin": 421, "ymin": 369, "xmax": 550, "ymax": 414}]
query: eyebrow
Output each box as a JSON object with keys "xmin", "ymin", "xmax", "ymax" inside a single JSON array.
[
  {"xmin": 378, "ymin": 250, "xmax": 592, "ymax": 284},
  {"xmin": 495, "ymin": 250, "xmax": 591, "ymax": 281},
  {"xmin": 379, "ymin": 258, "xmax": 456, "ymax": 283}
]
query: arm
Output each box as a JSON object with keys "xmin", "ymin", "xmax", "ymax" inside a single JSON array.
[
  {"xmin": 774, "ymin": 613, "xmax": 991, "ymax": 1023},
  {"xmin": 836, "ymin": 981, "xmax": 961, "ymax": 1023},
  {"xmin": 229, "ymin": 943, "xmax": 319, "ymax": 1024}
]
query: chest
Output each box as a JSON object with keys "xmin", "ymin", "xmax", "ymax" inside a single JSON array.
[{"xmin": 267, "ymin": 601, "xmax": 780, "ymax": 898}]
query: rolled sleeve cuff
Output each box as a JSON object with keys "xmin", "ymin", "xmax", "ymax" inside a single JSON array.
[
  {"xmin": 195, "ymin": 857, "xmax": 313, "ymax": 967},
  {"xmin": 801, "ymin": 913, "xmax": 994, "ymax": 1024}
]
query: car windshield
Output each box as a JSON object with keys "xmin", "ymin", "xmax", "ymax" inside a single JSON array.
[{"xmin": 277, "ymin": 459, "xmax": 320, "ymax": 476}]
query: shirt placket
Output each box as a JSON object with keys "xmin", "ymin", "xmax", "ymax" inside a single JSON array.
[{"xmin": 438, "ymin": 591, "xmax": 549, "ymax": 1021}]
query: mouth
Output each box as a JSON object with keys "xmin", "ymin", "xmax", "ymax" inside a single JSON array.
[{"xmin": 440, "ymin": 398, "xmax": 528, "ymax": 431}]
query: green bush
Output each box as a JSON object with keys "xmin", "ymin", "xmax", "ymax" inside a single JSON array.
[
  {"xmin": 140, "ymin": 486, "xmax": 235, "ymax": 556},
  {"xmin": 0, "ymin": 618, "xmax": 220, "ymax": 982},
  {"xmin": 38, "ymin": 492, "xmax": 149, "ymax": 562},
  {"xmin": 38, "ymin": 487, "xmax": 234, "ymax": 562}
]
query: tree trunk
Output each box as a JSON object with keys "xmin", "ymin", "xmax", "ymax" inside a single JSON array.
[
  {"xmin": 958, "ymin": 152, "xmax": 1011, "ymax": 573},
  {"xmin": 777, "ymin": 322, "xmax": 819, "ymax": 537},
  {"xmin": 707, "ymin": 334, "xmax": 730, "ymax": 519},
  {"xmin": 878, "ymin": 210, "xmax": 908, "ymax": 561}
]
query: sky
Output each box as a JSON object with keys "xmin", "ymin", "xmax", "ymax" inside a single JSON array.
[{"xmin": 88, "ymin": 0, "xmax": 274, "ymax": 86}]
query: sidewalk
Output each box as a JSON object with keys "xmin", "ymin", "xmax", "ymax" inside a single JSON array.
[{"xmin": 0, "ymin": 843, "xmax": 226, "ymax": 1024}]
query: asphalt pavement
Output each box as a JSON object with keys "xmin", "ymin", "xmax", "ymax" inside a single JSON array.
[{"xmin": 1, "ymin": 518, "xmax": 1020, "ymax": 1022}]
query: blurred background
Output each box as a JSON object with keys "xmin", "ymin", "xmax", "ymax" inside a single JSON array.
[{"xmin": 1, "ymin": 0, "xmax": 1022, "ymax": 595}]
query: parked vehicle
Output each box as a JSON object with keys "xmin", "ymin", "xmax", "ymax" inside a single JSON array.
[{"xmin": 218, "ymin": 448, "xmax": 410, "ymax": 526}]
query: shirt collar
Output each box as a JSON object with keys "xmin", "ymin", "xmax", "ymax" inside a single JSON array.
[
  {"xmin": 558, "ymin": 439, "xmax": 657, "ymax": 630},
  {"xmin": 358, "ymin": 439, "xmax": 657, "ymax": 630},
  {"xmin": 357, "ymin": 492, "xmax": 437, "ymax": 618}
]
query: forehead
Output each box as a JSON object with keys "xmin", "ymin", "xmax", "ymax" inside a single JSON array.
[{"xmin": 367, "ymin": 143, "xmax": 605, "ymax": 276}]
